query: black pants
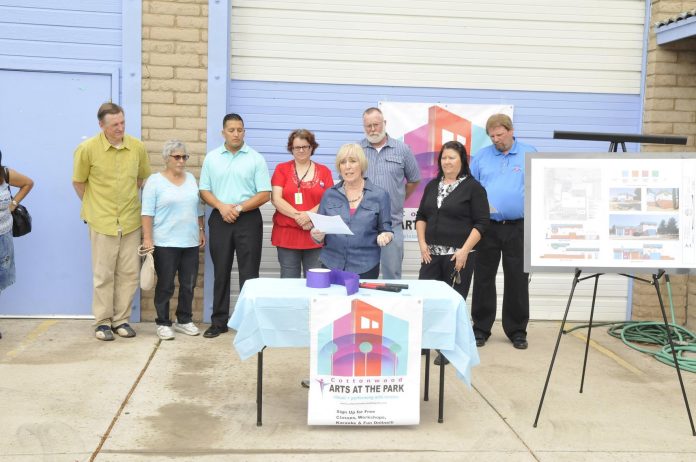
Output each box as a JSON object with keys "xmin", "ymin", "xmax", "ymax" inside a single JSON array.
[
  {"xmin": 209, "ymin": 208, "xmax": 262, "ymax": 328},
  {"xmin": 418, "ymin": 252, "xmax": 475, "ymax": 301},
  {"xmin": 153, "ymin": 246, "xmax": 199, "ymax": 326},
  {"xmin": 471, "ymin": 220, "xmax": 529, "ymax": 340}
]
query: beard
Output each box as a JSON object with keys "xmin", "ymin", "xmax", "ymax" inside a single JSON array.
[{"xmin": 366, "ymin": 129, "xmax": 387, "ymax": 144}]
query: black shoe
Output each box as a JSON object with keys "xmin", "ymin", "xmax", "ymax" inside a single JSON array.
[
  {"xmin": 475, "ymin": 335, "xmax": 486, "ymax": 347},
  {"xmin": 203, "ymin": 325, "xmax": 228, "ymax": 338},
  {"xmin": 433, "ymin": 353, "xmax": 449, "ymax": 366},
  {"xmin": 512, "ymin": 336, "xmax": 528, "ymax": 350}
]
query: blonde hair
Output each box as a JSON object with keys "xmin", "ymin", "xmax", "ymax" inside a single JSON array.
[
  {"xmin": 485, "ymin": 113, "xmax": 513, "ymax": 134},
  {"xmin": 335, "ymin": 143, "xmax": 368, "ymax": 175}
]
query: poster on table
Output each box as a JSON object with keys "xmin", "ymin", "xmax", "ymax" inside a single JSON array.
[
  {"xmin": 525, "ymin": 153, "xmax": 696, "ymax": 272},
  {"xmin": 379, "ymin": 102, "xmax": 513, "ymax": 241},
  {"xmin": 308, "ymin": 296, "xmax": 423, "ymax": 426}
]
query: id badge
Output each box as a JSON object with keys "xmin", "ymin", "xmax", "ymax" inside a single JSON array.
[{"xmin": 294, "ymin": 192, "xmax": 303, "ymax": 205}]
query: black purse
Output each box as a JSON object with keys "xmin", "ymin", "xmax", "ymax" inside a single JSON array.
[{"xmin": 4, "ymin": 167, "xmax": 32, "ymax": 237}]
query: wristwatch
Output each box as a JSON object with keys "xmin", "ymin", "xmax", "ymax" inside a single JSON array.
[
  {"xmin": 235, "ymin": 204, "xmax": 243, "ymax": 214},
  {"xmin": 11, "ymin": 200, "xmax": 18, "ymax": 207}
]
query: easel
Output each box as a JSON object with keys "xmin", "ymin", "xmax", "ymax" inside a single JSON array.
[
  {"xmin": 533, "ymin": 268, "xmax": 696, "ymax": 436},
  {"xmin": 534, "ymin": 132, "xmax": 694, "ymax": 434}
]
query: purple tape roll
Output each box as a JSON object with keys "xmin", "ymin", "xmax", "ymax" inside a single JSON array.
[
  {"xmin": 306, "ymin": 268, "xmax": 331, "ymax": 288},
  {"xmin": 329, "ymin": 269, "xmax": 360, "ymax": 295}
]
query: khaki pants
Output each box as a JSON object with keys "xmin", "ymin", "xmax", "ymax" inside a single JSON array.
[{"xmin": 89, "ymin": 227, "xmax": 141, "ymax": 327}]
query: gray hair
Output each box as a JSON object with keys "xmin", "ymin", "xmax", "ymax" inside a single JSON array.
[{"xmin": 162, "ymin": 139, "xmax": 188, "ymax": 161}]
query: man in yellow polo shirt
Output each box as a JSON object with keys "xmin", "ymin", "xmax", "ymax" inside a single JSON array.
[{"xmin": 72, "ymin": 102, "xmax": 151, "ymax": 341}]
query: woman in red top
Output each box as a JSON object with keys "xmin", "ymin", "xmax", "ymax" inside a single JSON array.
[{"xmin": 271, "ymin": 129, "xmax": 334, "ymax": 278}]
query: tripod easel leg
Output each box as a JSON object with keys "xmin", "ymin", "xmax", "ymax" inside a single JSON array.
[
  {"xmin": 534, "ymin": 268, "xmax": 582, "ymax": 427},
  {"xmin": 652, "ymin": 273, "xmax": 696, "ymax": 436},
  {"xmin": 580, "ymin": 274, "xmax": 600, "ymax": 393}
]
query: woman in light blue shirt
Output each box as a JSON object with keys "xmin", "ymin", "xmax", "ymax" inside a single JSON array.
[{"xmin": 142, "ymin": 140, "xmax": 205, "ymax": 340}]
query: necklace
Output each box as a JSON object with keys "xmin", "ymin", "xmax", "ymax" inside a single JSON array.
[
  {"xmin": 294, "ymin": 161, "xmax": 312, "ymax": 187},
  {"xmin": 345, "ymin": 179, "xmax": 364, "ymax": 204},
  {"xmin": 347, "ymin": 192, "xmax": 363, "ymax": 204}
]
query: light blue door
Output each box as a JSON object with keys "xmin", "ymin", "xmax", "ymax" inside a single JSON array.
[{"xmin": 0, "ymin": 69, "xmax": 112, "ymax": 316}]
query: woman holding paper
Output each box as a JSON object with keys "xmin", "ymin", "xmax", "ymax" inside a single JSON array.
[
  {"xmin": 311, "ymin": 143, "xmax": 392, "ymax": 279},
  {"xmin": 271, "ymin": 129, "xmax": 334, "ymax": 278},
  {"xmin": 416, "ymin": 140, "xmax": 489, "ymax": 301}
]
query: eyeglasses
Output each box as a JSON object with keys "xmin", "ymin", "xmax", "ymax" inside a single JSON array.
[
  {"xmin": 292, "ymin": 145, "xmax": 312, "ymax": 152},
  {"xmin": 170, "ymin": 154, "xmax": 189, "ymax": 161}
]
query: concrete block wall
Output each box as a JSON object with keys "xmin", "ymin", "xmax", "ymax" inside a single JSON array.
[
  {"xmin": 633, "ymin": 0, "xmax": 696, "ymax": 324},
  {"xmin": 140, "ymin": 0, "xmax": 209, "ymax": 322}
]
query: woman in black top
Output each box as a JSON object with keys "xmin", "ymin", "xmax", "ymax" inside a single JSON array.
[{"xmin": 415, "ymin": 140, "xmax": 489, "ymax": 302}]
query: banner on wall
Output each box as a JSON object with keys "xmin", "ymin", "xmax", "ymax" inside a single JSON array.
[
  {"xmin": 308, "ymin": 296, "xmax": 423, "ymax": 426},
  {"xmin": 379, "ymin": 102, "xmax": 514, "ymax": 241}
]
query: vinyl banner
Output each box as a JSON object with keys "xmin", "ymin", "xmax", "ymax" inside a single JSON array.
[
  {"xmin": 308, "ymin": 296, "xmax": 423, "ymax": 426},
  {"xmin": 379, "ymin": 102, "xmax": 513, "ymax": 241}
]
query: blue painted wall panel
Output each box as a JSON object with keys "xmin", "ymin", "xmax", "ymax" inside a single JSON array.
[
  {"xmin": 0, "ymin": 3, "xmax": 122, "ymax": 65},
  {"xmin": 228, "ymin": 80, "xmax": 642, "ymax": 174}
]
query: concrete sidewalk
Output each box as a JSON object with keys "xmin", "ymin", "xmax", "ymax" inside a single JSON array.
[{"xmin": 0, "ymin": 319, "xmax": 694, "ymax": 461}]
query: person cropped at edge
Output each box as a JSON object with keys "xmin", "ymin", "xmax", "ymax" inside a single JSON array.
[
  {"xmin": 470, "ymin": 114, "xmax": 537, "ymax": 350},
  {"xmin": 0, "ymin": 148, "xmax": 34, "ymax": 341},
  {"xmin": 72, "ymin": 102, "xmax": 151, "ymax": 341},
  {"xmin": 199, "ymin": 113, "xmax": 271, "ymax": 339},
  {"xmin": 271, "ymin": 129, "xmax": 333, "ymax": 278},
  {"xmin": 141, "ymin": 140, "xmax": 205, "ymax": 341},
  {"xmin": 360, "ymin": 107, "xmax": 420, "ymax": 279},
  {"xmin": 310, "ymin": 143, "xmax": 393, "ymax": 279}
]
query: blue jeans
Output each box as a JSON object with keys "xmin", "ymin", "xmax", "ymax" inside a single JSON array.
[
  {"xmin": 276, "ymin": 247, "xmax": 322, "ymax": 278},
  {"xmin": 380, "ymin": 225, "xmax": 403, "ymax": 279},
  {"xmin": 0, "ymin": 231, "xmax": 15, "ymax": 292}
]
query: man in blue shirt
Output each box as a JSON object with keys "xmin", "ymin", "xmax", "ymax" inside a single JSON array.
[
  {"xmin": 470, "ymin": 114, "xmax": 536, "ymax": 350},
  {"xmin": 199, "ymin": 114, "xmax": 271, "ymax": 338},
  {"xmin": 360, "ymin": 107, "xmax": 421, "ymax": 279}
]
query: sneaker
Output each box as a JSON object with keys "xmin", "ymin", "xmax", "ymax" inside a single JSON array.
[
  {"xmin": 95, "ymin": 325, "xmax": 115, "ymax": 341},
  {"xmin": 112, "ymin": 323, "xmax": 136, "ymax": 338},
  {"xmin": 157, "ymin": 325, "xmax": 175, "ymax": 340},
  {"xmin": 174, "ymin": 322, "xmax": 200, "ymax": 336}
]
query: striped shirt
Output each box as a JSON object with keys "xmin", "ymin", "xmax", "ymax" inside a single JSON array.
[{"xmin": 360, "ymin": 135, "xmax": 421, "ymax": 226}]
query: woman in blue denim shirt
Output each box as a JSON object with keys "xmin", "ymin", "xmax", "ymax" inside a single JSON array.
[
  {"xmin": 311, "ymin": 143, "xmax": 393, "ymax": 278},
  {"xmin": 0, "ymin": 149, "xmax": 35, "ymax": 340}
]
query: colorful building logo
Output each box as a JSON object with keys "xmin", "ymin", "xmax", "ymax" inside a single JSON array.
[
  {"xmin": 316, "ymin": 299, "xmax": 409, "ymax": 377},
  {"xmin": 403, "ymin": 105, "xmax": 489, "ymax": 207}
]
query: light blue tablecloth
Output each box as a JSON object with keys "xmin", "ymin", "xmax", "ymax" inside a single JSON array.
[{"xmin": 228, "ymin": 278, "xmax": 480, "ymax": 386}]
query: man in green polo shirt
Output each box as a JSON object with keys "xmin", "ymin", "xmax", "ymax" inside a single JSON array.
[{"xmin": 72, "ymin": 102, "xmax": 151, "ymax": 341}]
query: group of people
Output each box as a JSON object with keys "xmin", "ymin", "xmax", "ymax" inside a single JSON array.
[{"xmin": 3, "ymin": 102, "xmax": 534, "ymax": 352}]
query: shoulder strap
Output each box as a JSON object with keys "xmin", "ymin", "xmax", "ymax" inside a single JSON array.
[{"xmin": 4, "ymin": 168, "xmax": 13, "ymax": 198}]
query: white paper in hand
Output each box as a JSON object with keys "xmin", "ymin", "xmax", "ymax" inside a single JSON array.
[{"xmin": 307, "ymin": 212, "xmax": 354, "ymax": 235}]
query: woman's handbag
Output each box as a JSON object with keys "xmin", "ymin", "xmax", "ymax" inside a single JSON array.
[
  {"xmin": 4, "ymin": 168, "xmax": 31, "ymax": 237},
  {"xmin": 138, "ymin": 245, "xmax": 156, "ymax": 290}
]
